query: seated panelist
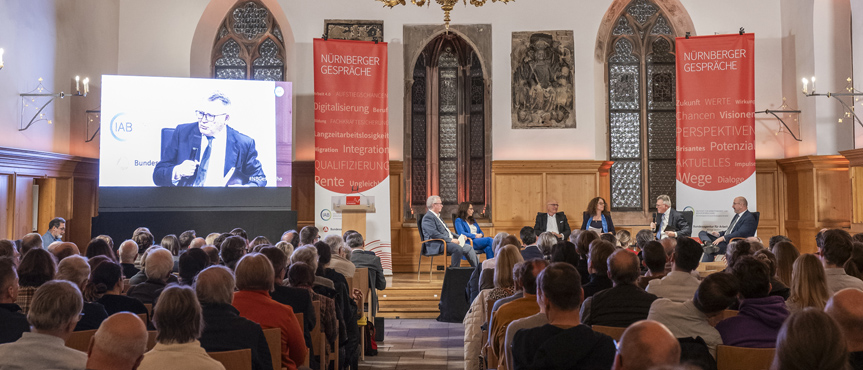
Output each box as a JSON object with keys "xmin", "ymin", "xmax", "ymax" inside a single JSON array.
[
  {"xmin": 454, "ymin": 202, "xmax": 494, "ymax": 259},
  {"xmin": 421, "ymin": 196, "xmax": 479, "ymax": 268},
  {"xmin": 581, "ymin": 196, "xmax": 615, "ymax": 234},
  {"xmin": 533, "ymin": 199, "xmax": 572, "ymax": 240},
  {"xmin": 698, "ymin": 196, "xmax": 757, "ymax": 262},
  {"xmin": 649, "ymin": 194, "xmax": 691, "ymax": 240}
]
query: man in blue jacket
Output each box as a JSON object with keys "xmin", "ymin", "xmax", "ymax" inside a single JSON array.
[
  {"xmin": 421, "ymin": 195, "xmax": 478, "ymax": 267},
  {"xmin": 699, "ymin": 196, "xmax": 757, "ymax": 262}
]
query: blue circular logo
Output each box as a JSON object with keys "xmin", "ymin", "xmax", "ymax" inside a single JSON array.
[
  {"xmin": 109, "ymin": 113, "xmax": 134, "ymax": 142},
  {"xmin": 320, "ymin": 209, "xmax": 332, "ymax": 221}
]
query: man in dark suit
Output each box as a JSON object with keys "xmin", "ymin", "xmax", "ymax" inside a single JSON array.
[
  {"xmin": 519, "ymin": 226, "xmax": 544, "ymax": 261},
  {"xmin": 421, "ymin": 195, "xmax": 478, "ymax": 267},
  {"xmin": 347, "ymin": 232, "xmax": 386, "ymax": 316},
  {"xmin": 650, "ymin": 195, "xmax": 691, "ymax": 240},
  {"xmin": 699, "ymin": 196, "xmax": 757, "ymax": 262},
  {"xmin": 153, "ymin": 92, "xmax": 266, "ymax": 187},
  {"xmin": 533, "ymin": 199, "xmax": 572, "ymax": 240}
]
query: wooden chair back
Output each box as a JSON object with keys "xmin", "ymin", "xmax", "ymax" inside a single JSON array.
[
  {"xmin": 716, "ymin": 345, "xmax": 775, "ymax": 370},
  {"xmin": 591, "ymin": 325, "xmax": 626, "ymax": 341},
  {"xmin": 146, "ymin": 330, "xmax": 157, "ymax": 350},
  {"xmin": 122, "ymin": 279, "xmax": 131, "ymax": 294},
  {"xmin": 143, "ymin": 303, "xmax": 153, "ymax": 317},
  {"xmin": 65, "ymin": 329, "xmax": 97, "ymax": 352},
  {"xmin": 136, "ymin": 313, "xmax": 148, "ymax": 325},
  {"xmin": 294, "ymin": 312, "xmax": 308, "ymax": 367},
  {"xmin": 720, "ymin": 309, "xmax": 739, "ymax": 321},
  {"xmin": 354, "ymin": 267, "xmax": 369, "ymax": 316},
  {"xmin": 262, "ymin": 327, "xmax": 281, "ymax": 370},
  {"xmin": 309, "ymin": 300, "xmax": 328, "ymax": 370},
  {"xmin": 208, "ymin": 349, "xmax": 252, "ymax": 370}
]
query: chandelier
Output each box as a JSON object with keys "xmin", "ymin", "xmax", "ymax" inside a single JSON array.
[{"xmin": 376, "ymin": 0, "xmax": 515, "ymax": 30}]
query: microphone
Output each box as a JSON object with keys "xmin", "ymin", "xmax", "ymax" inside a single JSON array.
[
  {"xmin": 652, "ymin": 212, "xmax": 658, "ymax": 232},
  {"xmin": 189, "ymin": 147, "xmax": 199, "ymax": 161}
]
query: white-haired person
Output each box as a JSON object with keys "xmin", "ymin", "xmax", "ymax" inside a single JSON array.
[
  {"xmin": 323, "ymin": 234, "xmax": 355, "ymax": 279},
  {"xmin": 55, "ymin": 255, "xmax": 108, "ymax": 331},
  {"xmin": 127, "ymin": 247, "xmax": 174, "ymax": 305},
  {"xmin": 85, "ymin": 312, "xmax": 149, "ymax": 370}
]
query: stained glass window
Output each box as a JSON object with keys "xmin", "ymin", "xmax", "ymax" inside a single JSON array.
[
  {"xmin": 607, "ymin": 0, "xmax": 678, "ymax": 211},
  {"xmin": 212, "ymin": 1, "xmax": 285, "ymax": 81}
]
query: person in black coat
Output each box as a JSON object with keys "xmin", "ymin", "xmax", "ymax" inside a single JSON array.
[
  {"xmin": 195, "ymin": 265, "xmax": 273, "ymax": 370},
  {"xmin": 259, "ymin": 246, "xmax": 316, "ymax": 350},
  {"xmin": 534, "ymin": 200, "xmax": 572, "ymax": 240},
  {"xmin": 0, "ymin": 260, "xmax": 29, "ymax": 344},
  {"xmin": 87, "ymin": 261, "xmax": 149, "ymax": 319},
  {"xmin": 580, "ymin": 197, "xmax": 615, "ymax": 234}
]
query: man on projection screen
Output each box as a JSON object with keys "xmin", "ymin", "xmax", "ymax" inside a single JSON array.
[{"xmin": 153, "ymin": 92, "xmax": 266, "ymax": 187}]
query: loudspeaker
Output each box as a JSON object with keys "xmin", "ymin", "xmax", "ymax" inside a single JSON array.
[{"xmin": 437, "ymin": 267, "xmax": 474, "ymax": 323}]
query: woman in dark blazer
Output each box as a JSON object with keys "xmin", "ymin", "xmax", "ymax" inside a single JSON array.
[
  {"xmin": 581, "ymin": 196, "xmax": 615, "ymax": 234},
  {"xmin": 454, "ymin": 202, "xmax": 494, "ymax": 258}
]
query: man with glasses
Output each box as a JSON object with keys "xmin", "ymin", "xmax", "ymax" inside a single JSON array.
[
  {"xmin": 422, "ymin": 195, "xmax": 478, "ymax": 267},
  {"xmin": 153, "ymin": 92, "xmax": 266, "ymax": 187},
  {"xmin": 41, "ymin": 217, "xmax": 65, "ymax": 248},
  {"xmin": 533, "ymin": 199, "xmax": 571, "ymax": 240}
]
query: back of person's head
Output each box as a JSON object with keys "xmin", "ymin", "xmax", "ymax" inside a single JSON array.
[
  {"xmin": 520, "ymin": 226, "xmax": 537, "ymax": 246},
  {"xmin": 519, "ymin": 259, "xmax": 549, "ymax": 295},
  {"xmin": 773, "ymin": 309, "xmax": 848, "ymax": 370},
  {"xmin": 219, "ymin": 235, "xmax": 247, "ymax": 268},
  {"xmin": 345, "ymin": 232, "xmax": 364, "ymax": 250},
  {"xmin": 259, "ymin": 246, "xmax": 288, "ymax": 280},
  {"xmin": 550, "ymin": 241, "xmax": 580, "ymax": 267},
  {"xmin": 194, "ymin": 265, "xmax": 235, "ymax": 305},
  {"xmin": 0, "ymin": 258, "xmax": 18, "ymax": 302},
  {"xmin": 693, "ymin": 272, "xmax": 739, "ymax": 315},
  {"xmin": 576, "ymin": 230, "xmax": 599, "ymax": 255},
  {"xmin": 0, "ymin": 239, "xmax": 17, "ymax": 261},
  {"xmin": 608, "ymin": 249, "xmax": 640, "ymax": 285},
  {"xmin": 768, "ymin": 235, "xmax": 792, "ymax": 250},
  {"xmin": 20, "ymin": 233, "xmax": 43, "ymax": 257},
  {"xmin": 821, "ymin": 228, "xmax": 854, "ymax": 266},
  {"xmin": 51, "ymin": 242, "xmax": 80, "ymax": 261},
  {"xmin": 287, "ymin": 261, "xmax": 316, "ymax": 287},
  {"xmin": 536, "ymin": 232, "xmax": 557, "ymax": 257},
  {"xmin": 299, "ymin": 226, "xmax": 319, "ymax": 246},
  {"xmin": 789, "ymin": 253, "xmax": 830, "ymax": 310},
  {"xmin": 249, "ymin": 236, "xmax": 271, "ymax": 251},
  {"xmin": 87, "ymin": 255, "xmax": 111, "ymax": 275},
  {"xmin": 501, "ymin": 234, "xmax": 522, "ymax": 249},
  {"xmin": 615, "ymin": 321, "xmax": 681, "ymax": 370},
  {"xmin": 323, "ymin": 234, "xmax": 344, "ymax": 255},
  {"xmin": 144, "ymin": 248, "xmax": 174, "ymax": 281},
  {"xmin": 600, "ymin": 232, "xmax": 619, "ymax": 247},
  {"xmin": 201, "ymin": 246, "xmax": 220, "ymax": 266},
  {"xmin": 87, "ymin": 312, "xmax": 149, "ymax": 369},
  {"xmin": 160, "ymin": 234, "xmax": 180, "ymax": 256},
  {"xmin": 235, "ymin": 253, "xmax": 275, "ymax": 291},
  {"xmin": 616, "ymin": 230, "xmax": 632, "ymax": 247},
  {"xmin": 725, "ymin": 239, "xmax": 753, "ymax": 270},
  {"xmin": 178, "ymin": 248, "xmax": 209, "ymax": 283},
  {"xmin": 537, "ymin": 262, "xmax": 582, "ymax": 311},
  {"xmin": 753, "ymin": 249, "xmax": 778, "ymax": 277},
  {"xmin": 28, "ymin": 280, "xmax": 83, "ymax": 332},
  {"xmin": 132, "ymin": 229, "xmax": 154, "ymax": 254},
  {"xmin": 494, "ymin": 245, "xmax": 524, "ymax": 288},
  {"xmin": 153, "ymin": 284, "xmax": 203, "ymax": 344},
  {"xmin": 492, "ymin": 232, "xmax": 509, "ymax": 253},
  {"xmin": 730, "ymin": 256, "xmax": 771, "ymax": 299},
  {"xmin": 178, "ymin": 230, "xmax": 196, "ymax": 249},
  {"xmin": 117, "ymin": 240, "xmax": 138, "ymax": 264},
  {"xmin": 96, "ymin": 235, "xmax": 114, "ymax": 251},
  {"xmin": 18, "ymin": 247, "xmax": 56, "ymax": 287},
  {"xmin": 642, "ymin": 241, "xmax": 667, "ymax": 274},
  {"xmin": 204, "ymin": 233, "xmax": 219, "ymax": 246},
  {"xmin": 672, "ymin": 237, "xmax": 702, "ymax": 272},
  {"xmin": 845, "ymin": 242, "xmax": 863, "ymax": 280},
  {"xmin": 213, "ymin": 233, "xmax": 231, "ymax": 250},
  {"xmin": 291, "ymin": 246, "xmax": 318, "ymax": 272},
  {"xmin": 313, "ymin": 241, "xmax": 332, "ymax": 275},
  {"xmin": 825, "ymin": 288, "xmax": 863, "ymax": 344},
  {"xmin": 86, "ymin": 238, "xmax": 117, "ymax": 262},
  {"xmin": 274, "ymin": 242, "xmax": 295, "ymax": 262},
  {"xmin": 189, "ymin": 237, "xmax": 206, "ymax": 249},
  {"xmin": 229, "ymin": 228, "xmax": 248, "ymax": 242},
  {"xmin": 747, "ymin": 237, "xmax": 765, "ymax": 252},
  {"xmin": 634, "ymin": 229, "xmax": 654, "ymax": 250},
  {"xmin": 773, "ymin": 241, "xmax": 800, "ymax": 286},
  {"xmin": 56, "ymin": 254, "xmax": 90, "ymax": 288},
  {"xmin": 86, "ymin": 261, "xmax": 122, "ymax": 301},
  {"xmin": 659, "ymin": 237, "xmax": 676, "ymax": 257},
  {"xmin": 588, "ymin": 240, "xmax": 616, "ymax": 275}
]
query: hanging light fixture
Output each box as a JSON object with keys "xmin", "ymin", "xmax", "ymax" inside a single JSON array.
[{"xmin": 376, "ymin": 0, "xmax": 515, "ymax": 30}]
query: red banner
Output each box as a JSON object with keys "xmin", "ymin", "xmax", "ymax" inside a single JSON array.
[
  {"xmin": 314, "ymin": 39, "xmax": 389, "ymax": 192},
  {"xmin": 675, "ymin": 33, "xmax": 755, "ymax": 191}
]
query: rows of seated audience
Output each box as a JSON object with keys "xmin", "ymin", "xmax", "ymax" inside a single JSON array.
[
  {"xmin": 0, "ymin": 225, "xmax": 386, "ymax": 370},
  {"xmin": 462, "ymin": 226, "xmax": 863, "ymax": 370}
]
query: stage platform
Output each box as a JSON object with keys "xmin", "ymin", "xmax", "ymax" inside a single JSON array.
[{"xmin": 377, "ymin": 272, "xmax": 446, "ymax": 319}]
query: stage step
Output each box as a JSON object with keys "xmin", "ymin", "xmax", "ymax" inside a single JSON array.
[{"xmin": 377, "ymin": 274, "xmax": 444, "ymax": 319}]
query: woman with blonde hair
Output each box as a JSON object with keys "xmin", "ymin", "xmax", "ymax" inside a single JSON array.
[
  {"xmin": 786, "ymin": 254, "xmax": 831, "ymax": 314},
  {"xmin": 772, "ymin": 241, "xmax": 800, "ymax": 286}
]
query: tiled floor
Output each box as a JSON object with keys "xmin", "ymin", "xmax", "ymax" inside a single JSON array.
[{"xmin": 359, "ymin": 319, "xmax": 464, "ymax": 370}]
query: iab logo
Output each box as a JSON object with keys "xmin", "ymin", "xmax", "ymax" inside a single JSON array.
[
  {"xmin": 110, "ymin": 113, "xmax": 134, "ymax": 142},
  {"xmin": 320, "ymin": 209, "xmax": 332, "ymax": 221}
]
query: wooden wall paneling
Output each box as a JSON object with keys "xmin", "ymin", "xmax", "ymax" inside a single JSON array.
[
  {"xmin": 816, "ymin": 169, "xmax": 851, "ymax": 223},
  {"xmin": 13, "ymin": 176, "xmax": 35, "ymax": 239},
  {"xmin": 36, "ymin": 178, "xmax": 57, "ymax": 236},
  {"xmin": 492, "ymin": 173, "xmax": 543, "ymax": 230},
  {"xmin": 0, "ymin": 175, "xmax": 9, "ymax": 240},
  {"xmin": 292, "ymin": 161, "xmax": 315, "ymax": 228},
  {"xmin": 755, "ymin": 160, "xmax": 784, "ymax": 239},
  {"xmin": 70, "ymin": 178, "xmax": 97, "ymax": 250},
  {"xmin": 840, "ymin": 149, "xmax": 863, "ymax": 233}
]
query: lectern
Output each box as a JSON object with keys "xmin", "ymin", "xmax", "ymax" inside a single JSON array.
[{"xmin": 332, "ymin": 195, "xmax": 376, "ymax": 238}]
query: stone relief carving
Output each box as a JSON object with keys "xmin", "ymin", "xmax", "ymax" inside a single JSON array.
[{"xmin": 511, "ymin": 30, "xmax": 575, "ymax": 128}]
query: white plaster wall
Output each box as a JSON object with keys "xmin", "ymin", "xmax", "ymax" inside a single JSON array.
[
  {"xmin": 852, "ymin": 0, "xmax": 863, "ymax": 148},
  {"xmin": 813, "ymin": 0, "xmax": 853, "ymax": 155}
]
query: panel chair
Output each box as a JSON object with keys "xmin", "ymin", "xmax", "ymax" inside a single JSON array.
[
  {"xmin": 716, "ymin": 345, "xmax": 774, "ymax": 370},
  {"xmin": 208, "ymin": 349, "xmax": 252, "ymax": 370},
  {"xmin": 417, "ymin": 213, "xmax": 447, "ymax": 281},
  {"xmin": 65, "ymin": 329, "xmax": 97, "ymax": 352}
]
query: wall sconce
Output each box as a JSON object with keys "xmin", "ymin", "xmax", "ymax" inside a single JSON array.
[
  {"xmin": 0, "ymin": 48, "xmax": 5, "ymax": 70},
  {"xmin": 803, "ymin": 76, "xmax": 863, "ymax": 127}
]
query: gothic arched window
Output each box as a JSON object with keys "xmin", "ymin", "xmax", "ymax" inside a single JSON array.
[
  {"xmin": 212, "ymin": 1, "xmax": 286, "ymax": 81},
  {"xmin": 607, "ymin": 0, "xmax": 678, "ymax": 212},
  {"xmin": 408, "ymin": 33, "xmax": 489, "ymax": 217}
]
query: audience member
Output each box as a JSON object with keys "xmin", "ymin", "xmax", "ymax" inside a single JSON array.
[
  {"xmin": 16, "ymin": 247, "xmax": 56, "ymax": 314},
  {"xmin": 347, "ymin": 232, "xmax": 386, "ymax": 315},
  {"xmin": 825, "ymin": 288, "xmax": 863, "ymax": 370},
  {"xmin": 845, "ymin": 242, "xmax": 863, "ymax": 280},
  {"xmin": 55, "ymin": 255, "xmax": 108, "ymax": 331},
  {"xmin": 117, "ymin": 239, "xmax": 140, "ymax": 278},
  {"xmin": 127, "ymin": 248, "xmax": 174, "ymax": 305},
  {"xmin": 768, "ymin": 235, "xmax": 792, "ymax": 251},
  {"xmin": 282, "ymin": 230, "xmax": 299, "ymax": 250},
  {"xmin": 582, "ymin": 240, "xmax": 615, "ymax": 298},
  {"xmin": 233, "ymin": 253, "xmax": 306, "ymax": 370},
  {"xmin": 86, "ymin": 238, "xmax": 117, "ymax": 262},
  {"xmin": 275, "ymin": 241, "xmax": 295, "ymax": 261},
  {"xmin": 0, "ymin": 280, "xmax": 87, "ymax": 369},
  {"xmin": 575, "ymin": 230, "xmax": 599, "ymax": 283},
  {"xmin": 716, "ymin": 256, "xmax": 789, "ymax": 347},
  {"xmin": 582, "ymin": 249, "xmax": 658, "ymax": 327},
  {"xmin": 754, "ymin": 249, "xmax": 790, "ymax": 299},
  {"xmin": 49, "ymin": 242, "xmax": 79, "ymax": 261},
  {"xmin": 189, "ymin": 237, "xmax": 206, "ymax": 249},
  {"xmin": 300, "ymin": 226, "xmax": 320, "ymax": 246},
  {"xmin": 660, "ymin": 237, "xmax": 677, "ymax": 272},
  {"xmin": 479, "ymin": 235, "xmax": 522, "ymax": 290},
  {"xmin": 648, "ymin": 272, "xmax": 739, "ymax": 357},
  {"xmin": 219, "ymin": 235, "xmax": 247, "ymax": 270},
  {"xmin": 20, "ymin": 233, "xmax": 43, "ymax": 258},
  {"xmin": 178, "ymin": 230, "xmax": 196, "ymax": 250},
  {"xmin": 259, "ymin": 246, "xmax": 315, "ymax": 351},
  {"xmin": 600, "ymin": 232, "xmax": 619, "ymax": 247},
  {"xmin": 637, "ymin": 241, "xmax": 667, "ymax": 289},
  {"xmin": 549, "ymin": 241, "xmax": 580, "ymax": 268},
  {"xmin": 612, "ymin": 320, "xmax": 681, "ymax": 370},
  {"xmin": 95, "ymin": 235, "xmax": 114, "ymax": 253},
  {"xmin": 617, "ymin": 229, "xmax": 633, "ymax": 251},
  {"xmin": 0, "ymin": 240, "xmax": 19, "ymax": 266},
  {"xmin": 786, "ymin": 253, "xmax": 830, "ymax": 314},
  {"xmin": 489, "ymin": 244, "xmax": 523, "ymax": 301},
  {"xmin": 725, "ymin": 239, "xmax": 753, "ymax": 271},
  {"xmin": 512, "ymin": 263, "xmax": 615, "ymax": 370},
  {"xmin": 772, "ymin": 241, "xmax": 800, "ymax": 286},
  {"xmin": 0, "ymin": 258, "xmax": 28, "ymax": 344},
  {"xmin": 772, "ymin": 308, "xmax": 848, "ymax": 370},
  {"xmin": 491, "ymin": 262, "xmax": 526, "ymax": 314},
  {"xmin": 41, "ymin": 217, "xmax": 66, "ymax": 248},
  {"xmin": 536, "ymin": 232, "xmax": 557, "ymax": 260},
  {"xmin": 160, "ymin": 234, "xmax": 181, "ymax": 272},
  {"xmin": 205, "ymin": 232, "xmax": 221, "ymax": 246},
  {"xmin": 86, "ymin": 260, "xmax": 148, "ymax": 318},
  {"xmin": 139, "ymin": 285, "xmax": 226, "ymax": 370},
  {"xmin": 646, "ymin": 237, "xmax": 702, "ymax": 302},
  {"xmin": 178, "ymin": 248, "xmax": 209, "ymax": 285},
  {"xmin": 819, "ymin": 229, "xmax": 863, "ymax": 293},
  {"xmin": 195, "ymin": 265, "xmax": 273, "ymax": 370},
  {"xmin": 249, "ymin": 236, "xmax": 271, "ymax": 251},
  {"xmin": 202, "ymin": 245, "xmax": 220, "ymax": 266},
  {"xmin": 323, "ymin": 234, "xmax": 355, "ymax": 278},
  {"xmin": 132, "ymin": 227, "xmax": 154, "ymax": 255},
  {"xmin": 315, "ymin": 241, "xmax": 361, "ymax": 369},
  {"xmin": 634, "ymin": 229, "xmax": 654, "ymax": 254},
  {"xmin": 746, "ymin": 237, "xmax": 765, "ymax": 252},
  {"xmin": 490, "ymin": 259, "xmax": 548, "ymax": 370},
  {"xmin": 85, "ymin": 312, "xmax": 149, "ymax": 370},
  {"xmin": 287, "ymin": 262, "xmax": 339, "ymax": 368},
  {"xmin": 520, "ymin": 227, "xmax": 541, "ymax": 260}
]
